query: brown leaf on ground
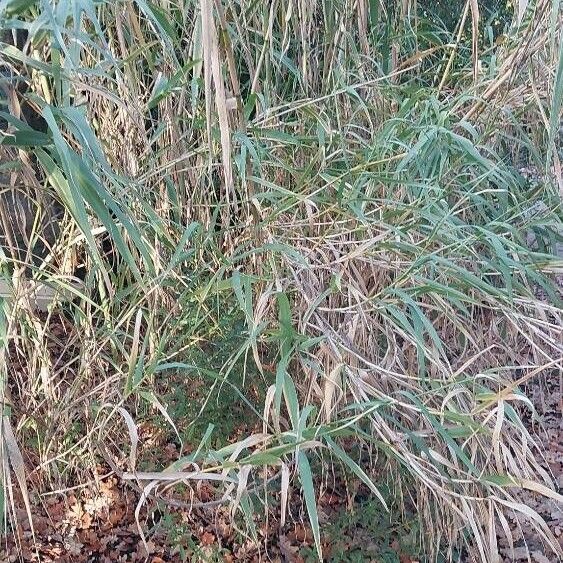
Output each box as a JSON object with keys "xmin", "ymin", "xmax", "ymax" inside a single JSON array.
[
  {"xmin": 319, "ymin": 491, "xmax": 341, "ymax": 507},
  {"xmin": 289, "ymin": 524, "xmax": 313, "ymax": 544},
  {"xmin": 279, "ymin": 533, "xmax": 301, "ymax": 562},
  {"xmin": 108, "ymin": 504, "xmax": 126, "ymax": 525},
  {"xmin": 200, "ymin": 531, "xmax": 216, "ymax": 546}
]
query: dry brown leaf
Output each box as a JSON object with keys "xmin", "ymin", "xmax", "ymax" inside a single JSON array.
[
  {"xmin": 200, "ymin": 531, "xmax": 215, "ymax": 546},
  {"xmin": 279, "ymin": 534, "xmax": 300, "ymax": 562}
]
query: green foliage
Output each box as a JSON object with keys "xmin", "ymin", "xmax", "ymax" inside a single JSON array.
[
  {"xmin": 417, "ymin": 0, "xmax": 513, "ymax": 29},
  {"xmin": 300, "ymin": 492, "xmax": 422, "ymax": 562},
  {"xmin": 0, "ymin": 0, "xmax": 561, "ymax": 561}
]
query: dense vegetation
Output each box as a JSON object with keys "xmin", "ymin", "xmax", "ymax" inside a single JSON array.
[{"xmin": 1, "ymin": 0, "xmax": 561, "ymax": 560}]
